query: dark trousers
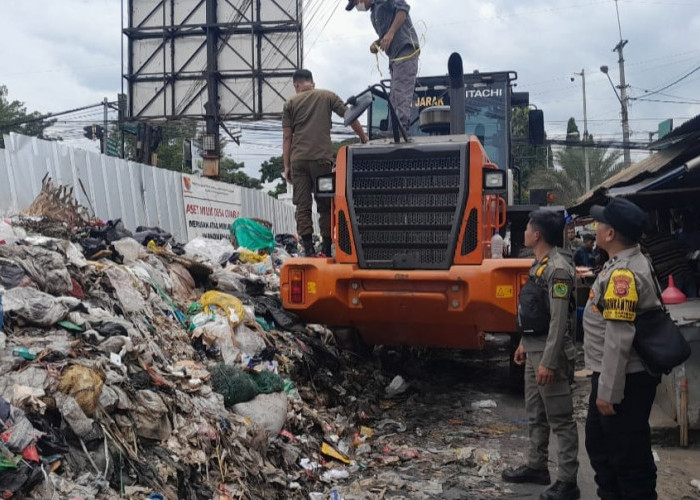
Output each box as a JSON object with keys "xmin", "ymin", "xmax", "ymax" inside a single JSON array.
[{"xmin": 585, "ymin": 372, "xmax": 659, "ymax": 499}]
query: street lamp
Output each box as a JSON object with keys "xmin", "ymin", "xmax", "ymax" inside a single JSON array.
[
  {"xmin": 600, "ymin": 43, "xmax": 632, "ymax": 167},
  {"xmin": 573, "ymin": 69, "xmax": 590, "ymax": 192}
]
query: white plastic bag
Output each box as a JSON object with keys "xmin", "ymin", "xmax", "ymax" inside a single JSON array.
[{"xmin": 184, "ymin": 237, "xmax": 234, "ymax": 265}]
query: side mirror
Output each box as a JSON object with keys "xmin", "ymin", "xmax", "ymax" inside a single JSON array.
[
  {"xmin": 529, "ymin": 109, "xmax": 545, "ymax": 145},
  {"xmin": 344, "ymin": 93, "xmax": 373, "ymax": 126}
]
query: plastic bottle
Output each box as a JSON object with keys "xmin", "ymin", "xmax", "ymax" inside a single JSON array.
[
  {"xmin": 491, "ymin": 231, "xmax": 504, "ymax": 259},
  {"xmin": 12, "ymin": 347, "xmax": 37, "ymax": 361}
]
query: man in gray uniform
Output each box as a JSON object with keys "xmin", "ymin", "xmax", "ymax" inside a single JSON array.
[
  {"xmin": 583, "ymin": 198, "xmax": 660, "ymax": 499},
  {"xmin": 346, "ymin": 0, "xmax": 420, "ymax": 134},
  {"xmin": 503, "ymin": 209, "xmax": 580, "ymax": 500}
]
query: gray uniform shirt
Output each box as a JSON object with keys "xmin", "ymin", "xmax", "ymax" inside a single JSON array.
[
  {"xmin": 370, "ymin": 0, "xmax": 419, "ymax": 60},
  {"xmin": 520, "ymin": 247, "xmax": 577, "ymax": 370},
  {"xmin": 582, "ymin": 245, "xmax": 660, "ymax": 403}
]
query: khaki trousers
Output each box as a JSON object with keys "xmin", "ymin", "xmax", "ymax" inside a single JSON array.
[
  {"xmin": 291, "ymin": 159, "xmax": 332, "ymax": 238},
  {"xmin": 524, "ymin": 351, "xmax": 579, "ymax": 483}
]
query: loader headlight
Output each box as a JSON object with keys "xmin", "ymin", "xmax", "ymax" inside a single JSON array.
[
  {"xmin": 316, "ymin": 174, "xmax": 335, "ymax": 198},
  {"xmin": 483, "ymin": 169, "xmax": 506, "ymax": 191}
]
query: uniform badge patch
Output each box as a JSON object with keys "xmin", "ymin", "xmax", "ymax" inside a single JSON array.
[
  {"xmin": 603, "ymin": 269, "xmax": 638, "ymax": 321},
  {"xmin": 552, "ymin": 280, "xmax": 570, "ymax": 299}
]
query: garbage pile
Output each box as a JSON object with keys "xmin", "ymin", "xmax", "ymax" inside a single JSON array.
[
  {"xmin": 0, "ymin": 186, "xmax": 525, "ymax": 500},
  {"xmin": 0, "ymin": 208, "xmax": 403, "ymax": 499}
]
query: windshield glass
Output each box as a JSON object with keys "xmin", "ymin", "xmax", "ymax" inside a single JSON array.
[{"xmin": 368, "ymin": 77, "xmax": 510, "ymax": 170}]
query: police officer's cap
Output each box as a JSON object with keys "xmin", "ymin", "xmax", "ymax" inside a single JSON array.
[{"xmin": 590, "ymin": 198, "xmax": 647, "ymax": 242}]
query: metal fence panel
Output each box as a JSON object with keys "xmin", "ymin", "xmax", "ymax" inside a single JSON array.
[
  {"xmin": 0, "ymin": 148, "xmax": 15, "ymax": 216},
  {"xmin": 1, "ymin": 133, "xmax": 299, "ymax": 243}
]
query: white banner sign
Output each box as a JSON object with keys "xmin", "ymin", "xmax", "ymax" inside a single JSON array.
[{"xmin": 182, "ymin": 175, "xmax": 242, "ymax": 240}]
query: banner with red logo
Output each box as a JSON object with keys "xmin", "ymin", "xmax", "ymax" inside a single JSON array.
[{"xmin": 182, "ymin": 175, "xmax": 242, "ymax": 240}]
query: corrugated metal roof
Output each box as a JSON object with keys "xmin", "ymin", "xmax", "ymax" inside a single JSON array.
[
  {"xmin": 569, "ymin": 145, "xmax": 688, "ymax": 210},
  {"xmin": 568, "ymin": 115, "xmax": 700, "ymax": 214}
]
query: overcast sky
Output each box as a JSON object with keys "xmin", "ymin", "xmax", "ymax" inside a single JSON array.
[{"xmin": 1, "ymin": 0, "xmax": 699, "ymax": 178}]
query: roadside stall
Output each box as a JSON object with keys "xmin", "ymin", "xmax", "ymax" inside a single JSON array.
[{"xmin": 568, "ymin": 114, "xmax": 700, "ymax": 441}]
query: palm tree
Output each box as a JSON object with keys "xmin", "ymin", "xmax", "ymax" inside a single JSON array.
[{"xmin": 529, "ymin": 119, "xmax": 623, "ymax": 206}]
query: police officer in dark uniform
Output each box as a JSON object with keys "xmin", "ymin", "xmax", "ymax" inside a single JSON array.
[
  {"xmin": 503, "ymin": 209, "xmax": 580, "ymax": 500},
  {"xmin": 583, "ymin": 198, "xmax": 661, "ymax": 499}
]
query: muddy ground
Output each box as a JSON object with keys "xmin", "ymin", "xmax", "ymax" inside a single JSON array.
[{"xmin": 324, "ymin": 335, "xmax": 700, "ymax": 499}]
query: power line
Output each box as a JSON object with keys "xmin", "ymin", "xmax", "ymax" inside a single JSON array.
[
  {"xmin": 0, "ymin": 102, "xmax": 112, "ymax": 129},
  {"xmin": 630, "ymin": 63, "xmax": 700, "ymax": 100}
]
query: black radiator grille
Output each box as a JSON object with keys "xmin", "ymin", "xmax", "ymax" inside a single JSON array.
[
  {"xmin": 338, "ymin": 210, "xmax": 352, "ymax": 255},
  {"xmin": 349, "ymin": 149, "xmax": 466, "ymax": 269},
  {"xmin": 461, "ymin": 208, "xmax": 479, "ymax": 255}
]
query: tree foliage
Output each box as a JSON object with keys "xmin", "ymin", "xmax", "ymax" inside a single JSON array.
[
  {"xmin": 219, "ymin": 157, "xmax": 262, "ymax": 189},
  {"xmin": 260, "ymin": 155, "xmax": 287, "ymax": 198},
  {"xmin": 155, "ymin": 122, "xmax": 198, "ymax": 173},
  {"xmin": 529, "ymin": 118, "xmax": 624, "ymax": 207},
  {"xmin": 0, "ymin": 85, "xmax": 56, "ymax": 148}
]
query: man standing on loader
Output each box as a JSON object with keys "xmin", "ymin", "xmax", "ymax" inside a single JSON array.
[
  {"xmin": 346, "ymin": 0, "xmax": 420, "ymax": 135},
  {"xmin": 282, "ymin": 69, "xmax": 368, "ymax": 257},
  {"xmin": 503, "ymin": 209, "xmax": 580, "ymax": 500}
]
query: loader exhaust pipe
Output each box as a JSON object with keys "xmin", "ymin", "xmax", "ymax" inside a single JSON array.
[{"xmin": 448, "ymin": 52, "xmax": 465, "ymax": 135}]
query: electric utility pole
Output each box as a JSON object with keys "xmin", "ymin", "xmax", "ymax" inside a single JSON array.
[{"xmin": 574, "ymin": 69, "xmax": 590, "ymax": 191}]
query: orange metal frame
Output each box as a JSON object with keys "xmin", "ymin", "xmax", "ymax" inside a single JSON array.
[{"xmin": 281, "ymin": 137, "xmax": 532, "ymax": 349}]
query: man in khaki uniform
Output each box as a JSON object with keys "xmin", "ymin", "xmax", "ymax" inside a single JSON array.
[
  {"xmin": 283, "ymin": 69, "xmax": 368, "ymax": 256},
  {"xmin": 583, "ymin": 198, "xmax": 660, "ymax": 499},
  {"xmin": 503, "ymin": 209, "xmax": 580, "ymax": 500}
]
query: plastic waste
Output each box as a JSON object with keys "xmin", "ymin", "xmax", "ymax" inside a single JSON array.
[
  {"xmin": 471, "ymin": 399, "xmax": 497, "ymax": 409},
  {"xmin": 385, "ymin": 375, "xmax": 409, "ymax": 397},
  {"xmin": 12, "ymin": 347, "xmax": 37, "ymax": 361},
  {"xmin": 58, "ymin": 365, "xmax": 105, "ymax": 417},
  {"xmin": 491, "ymin": 231, "xmax": 504, "ymax": 259},
  {"xmin": 200, "ymin": 290, "xmax": 246, "ymax": 328},
  {"xmin": 0, "ymin": 261, "xmax": 25, "ymax": 289},
  {"xmin": 321, "ymin": 469, "xmax": 350, "ymax": 482},
  {"xmin": 233, "ymin": 392, "xmax": 288, "ymax": 435},
  {"xmin": 238, "ymin": 248, "xmax": 267, "ymax": 264},
  {"xmin": 321, "ymin": 442, "xmax": 351, "ymax": 464},
  {"xmin": 231, "ymin": 218, "xmax": 276, "ymax": 253},
  {"xmin": 0, "ymin": 292, "xmax": 3, "ymax": 332},
  {"xmin": 662, "ymin": 274, "xmax": 686, "ymax": 304},
  {"xmin": 133, "ymin": 390, "xmax": 172, "ymax": 440},
  {"xmin": 196, "ymin": 316, "xmax": 239, "ymax": 364},
  {"xmin": 184, "ymin": 237, "xmax": 234, "ymax": 265},
  {"xmin": 2, "ymin": 287, "xmax": 71, "ymax": 326},
  {"xmin": 0, "ymin": 220, "xmax": 21, "ymax": 245}
]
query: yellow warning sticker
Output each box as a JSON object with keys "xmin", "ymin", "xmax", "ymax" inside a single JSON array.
[
  {"xmin": 307, "ymin": 281, "xmax": 317, "ymax": 295},
  {"xmin": 602, "ymin": 269, "xmax": 638, "ymax": 321},
  {"xmin": 496, "ymin": 285, "xmax": 514, "ymax": 298}
]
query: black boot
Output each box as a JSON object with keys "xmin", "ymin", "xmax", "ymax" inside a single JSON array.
[
  {"xmin": 596, "ymin": 489, "xmax": 621, "ymax": 500},
  {"xmin": 539, "ymin": 480, "xmax": 580, "ymax": 500},
  {"xmin": 501, "ymin": 465, "xmax": 550, "ymax": 485},
  {"xmin": 301, "ymin": 235, "xmax": 315, "ymax": 257},
  {"xmin": 321, "ymin": 239, "xmax": 332, "ymax": 257}
]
